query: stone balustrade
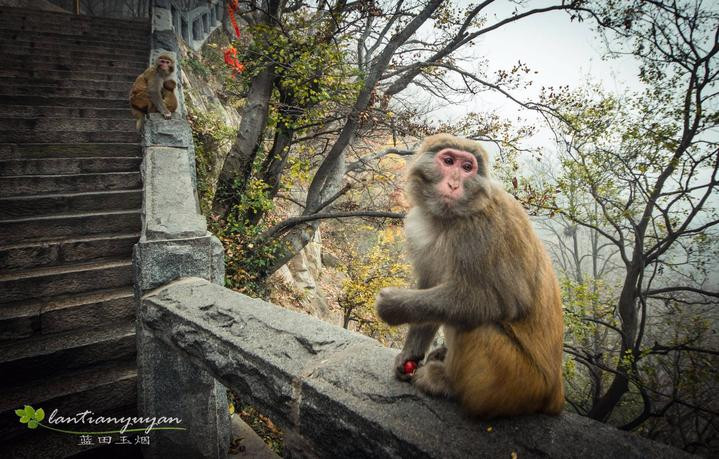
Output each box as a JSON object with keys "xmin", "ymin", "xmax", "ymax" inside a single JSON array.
[{"xmin": 138, "ymin": 277, "xmax": 690, "ymax": 458}]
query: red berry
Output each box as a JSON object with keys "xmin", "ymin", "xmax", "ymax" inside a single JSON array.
[{"xmin": 403, "ymin": 360, "xmax": 418, "ymax": 375}]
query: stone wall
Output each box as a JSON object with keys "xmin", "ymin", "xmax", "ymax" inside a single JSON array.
[
  {"xmin": 132, "ymin": 2, "xmax": 231, "ymax": 458},
  {"xmin": 140, "ymin": 277, "xmax": 691, "ymax": 459}
]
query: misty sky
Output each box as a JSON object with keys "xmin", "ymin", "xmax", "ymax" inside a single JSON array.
[{"xmin": 432, "ymin": 3, "xmax": 644, "ymax": 133}]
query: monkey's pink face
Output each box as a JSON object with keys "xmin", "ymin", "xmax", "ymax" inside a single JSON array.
[
  {"xmin": 158, "ymin": 58, "xmax": 172, "ymax": 71},
  {"xmin": 434, "ymin": 148, "xmax": 478, "ymax": 202}
]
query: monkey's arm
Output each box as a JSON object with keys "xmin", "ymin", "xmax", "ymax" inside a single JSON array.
[
  {"xmin": 148, "ymin": 74, "xmax": 171, "ymax": 118},
  {"xmin": 394, "ymin": 323, "xmax": 439, "ymax": 381},
  {"xmin": 376, "ymin": 283, "xmax": 525, "ymax": 328}
]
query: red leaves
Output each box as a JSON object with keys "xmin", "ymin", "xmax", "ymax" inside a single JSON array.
[
  {"xmin": 224, "ymin": 46, "xmax": 245, "ymax": 77},
  {"xmin": 224, "ymin": 1, "xmax": 244, "ymax": 78},
  {"xmin": 227, "ymin": 0, "xmax": 241, "ymax": 38}
]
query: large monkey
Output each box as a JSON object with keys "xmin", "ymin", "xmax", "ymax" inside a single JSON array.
[
  {"xmin": 129, "ymin": 53, "xmax": 178, "ymax": 129},
  {"xmin": 375, "ymin": 134, "xmax": 564, "ymax": 418}
]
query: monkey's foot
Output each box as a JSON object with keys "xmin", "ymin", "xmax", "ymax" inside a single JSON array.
[
  {"xmin": 412, "ymin": 361, "xmax": 453, "ymax": 398},
  {"xmin": 425, "ymin": 346, "xmax": 447, "ymax": 363}
]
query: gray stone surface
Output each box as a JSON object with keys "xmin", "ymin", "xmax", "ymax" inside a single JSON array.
[
  {"xmin": 133, "ymin": 3, "xmax": 231, "ymax": 459},
  {"xmin": 136, "ymin": 327, "xmax": 229, "ymax": 459},
  {"xmin": 141, "ymin": 278, "xmax": 693, "ymax": 459},
  {"xmin": 134, "ymin": 236, "xmax": 230, "ymax": 459},
  {"xmin": 134, "ymin": 235, "xmax": 219, "ymax": 291},
  {"xmin": 153, "ymin": 29, "xmax": 180, "ymax": 56},
  {"xmin": 142, "ymin": 113, "xmax": 193, "ymax": 147},
  {"xmin": 140, "ymin": 145, "xmax": 206, "ymax": 240}
]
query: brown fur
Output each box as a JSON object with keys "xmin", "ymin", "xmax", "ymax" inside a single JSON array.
[
  {"xmin": 129, "ymin": 53, "xmax": 178, "ymax": 128},
  {"xmin": 376, "ymin": 133, "xmax": 564, "ymax": 418}
]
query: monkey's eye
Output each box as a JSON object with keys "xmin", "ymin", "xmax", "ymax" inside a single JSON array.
[
  {"xmin": 462, "ymin": 162, "xmax": 473, "ymax": 172},
  {"xmin": 443, "ymin": 156, "xmax": 454, "ymax": 166}
]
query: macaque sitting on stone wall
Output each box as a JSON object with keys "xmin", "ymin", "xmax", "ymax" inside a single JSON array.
[{"xmin": 129, "ymin": 53, "xmax": 178, "ymax": 129}]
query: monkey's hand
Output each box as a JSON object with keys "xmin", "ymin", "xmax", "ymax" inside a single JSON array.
[
  {"xmin": 393, "ymin": 350, "xmax": 423, "ymax": 382},
  {"xmin": 375, "ymin": 287, "xmax": 410, "ymax": 326},
  {"xmin": 162, "ymin": 111, "xmax": 172, "ymax": 119}
]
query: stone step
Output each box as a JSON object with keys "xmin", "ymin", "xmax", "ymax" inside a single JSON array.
[
  {"xmin": 0, "ymin": 171, "xmax": 140, "ymax": 196},
  {"xmin": 0, "ymin": 76, "xmax": 136, "ymax": 91},
  {"xmin": 0, "ymin": 68, "xmax": 137, "ymax": 82},
  {"xmin": 0, "ymin": 39, "xmax": 148, "ymax": 58},
  {"xmin": 0, "ymin": 143, "xmax": 141, "ymax": 160},
  {"xmin": 0, "ymin": 51, "xmax": 147, "ymax": 68},
  {"xmin": 0, "ymin": 232, "xmax": 139, "ymax": 273},
  {"xmin": 0, "ymin": 30, "xmax": 149, "ymax": 50},
  {"xmin": 0, "ymin": 322, "xmax": 135, "ymax": 388},
  {"xmin": 0, "ymin": 210, "xmax": 141, "ymax": 244},
  {"xmin": 0, "ymin": 6, "xmax": 150, "ymax": 29},
  {"xmin": 0, "ymin": 359, "xmax": 137, "ymax": 446},
  {"xmin": 0, "ymin": 156, "xmax": 141, "ymax": 176},
  {"xmin": 2, "ymin": 104, "xmax": 131, "ymax": 119},
  {"xmin": 0, "ymin": 23, "xmax": 150, "ymax": 43},
  {"xmin": 0, "ymin": 84, "xmax": 130, "ymax": 100},
  {"xmin": 0, "ymin": 94, "xmax": 127, "ymax": 109},
  {"xmin": 0, "ymin": 117, "xmax": 135, "ymax": 132},
  {"xmin": 0, "ymin": 188, "xmax": 141, "ymax": 218},
  {"xmin": 0, "ymin": 54, "xmax": 147, "ymax": 72},
  {"xmin": 0, "ymin": 286, "xmax": 135, "ymax": 341},
  {"xmin": 0, "ymin": 17, "xmax": 149, "ymax": 35},
  {"xmin": 0, "ymin": 20, "xmax": 150, "ymax": 36},
  {"xmin": 0, "ymin": 130, "xmax": 138, "ymax": 144},
  {"xmin": 0, "ymin": 259, "xmax": 133, "ymax": 304},
  {"xmin": 0, "ymin": 46, "xmax": 148, "ymax": 65}
]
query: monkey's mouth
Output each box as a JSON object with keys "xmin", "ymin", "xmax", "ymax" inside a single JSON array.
[{"xmin": 439, "ymin": 194, "xmax": 460, "ymax": 206}]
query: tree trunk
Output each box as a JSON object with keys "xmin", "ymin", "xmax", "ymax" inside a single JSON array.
[
  {"xmin": 212, "ymin": 66, "xmax": 275, "ymax": 218},
  {"xmin": 587, "ymin": 264, "xmax": 641, "ymax": 420}
]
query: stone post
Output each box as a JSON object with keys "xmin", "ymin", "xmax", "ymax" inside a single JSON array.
[{"xmin": 133, "ymin": 111, "xmax": 230, "ymax": 457}]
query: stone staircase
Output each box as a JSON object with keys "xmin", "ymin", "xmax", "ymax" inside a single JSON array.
[{"xmin": 0, "ymin": 7, "xmax": 148, "ymax": 457}]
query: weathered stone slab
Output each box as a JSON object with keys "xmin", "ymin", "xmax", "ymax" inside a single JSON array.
[
  {"xmin": 134, "ymin": 235, "xmax": 228, "ymax": 459},
  {"xmin": 133, "ymin": 235, "xmax": 223, "ymax": 292},
  {"xmin": 142, "ymin": 114, "xmax": 192, "ymax": 147},
  {"xmin": 141, "ymin": 146, "xmax": 206, "ymax": 240},
  {"xmin": 141, "ymin": 278, "xmax": 692, "ymax": 459}
]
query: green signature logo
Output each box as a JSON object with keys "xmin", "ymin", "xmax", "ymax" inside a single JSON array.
[
  {"xmin": 15, "ymin": 405, "xmax": 186, "ymax": 435},
  {"xmin": 15, "ymin": 405, "xmax": 44, "ymax": 429}
]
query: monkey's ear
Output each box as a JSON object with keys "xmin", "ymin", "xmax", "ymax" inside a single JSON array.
[{"xmin": 475, "ymin": 145, "xmax": 490, "ymax": 177}]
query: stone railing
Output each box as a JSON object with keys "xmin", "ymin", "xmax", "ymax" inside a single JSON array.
[
  {"xmin": 156, "ymin": 0, "xmax": 224, "ymax": 51},
  {"xmin": 133, "ymin": 1, "xmax": 691, "ymax": 458},
  {"xmin": 133, "ymin": 2, "xmax": 230, "ymax": 458},
  {"xmin": 139, "ymin": 278, "xmax": 690, "ymax": 458}
]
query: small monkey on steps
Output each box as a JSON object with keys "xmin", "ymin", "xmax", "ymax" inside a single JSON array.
[
  {"xmin": 129, "ymin": 53, "xmax": 178, "ymax": 129},
  {"xmin": 375, "ymin": 133, "xmax": 564, "ymax": 418}
]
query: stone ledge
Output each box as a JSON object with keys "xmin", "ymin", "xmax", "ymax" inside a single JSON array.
[
  {"xmin": 140, "ymin": 278, "xmax": 691, "ymax": 458},
  {"xmin": 140, "ymin": 145, "xmax": 206, "ymax": 241}
]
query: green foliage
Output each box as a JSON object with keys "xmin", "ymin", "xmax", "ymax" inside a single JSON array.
[
  {"xmin": 187, "ymin": 104, "xmax": 237, "ymax": 211},
  {"xmin": 233, "ymin": 20, "xmax": 362, "ymax": 134},
  {"xmin": 213, "ymin": 178, "xmax": 287, "ymax": 297},
  {"xmin": 338, "ymin": 227, "xmax": 411, "ymax": 344},
  {"xmin": 185, "ymin": 54, "xmax": 210, "ymax": 78}
]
